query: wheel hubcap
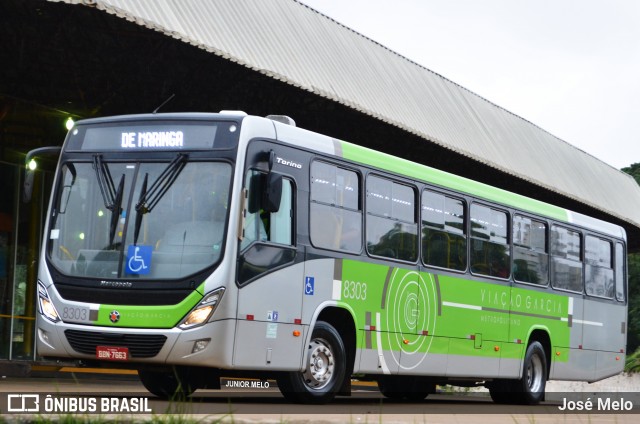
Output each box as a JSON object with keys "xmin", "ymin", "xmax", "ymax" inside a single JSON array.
[
  {"xmin": 302, "ymin": 338, "xmax": 334, "ymax": 390},
  {"xmin": 526, "ymin": 353, "xmax": 543, "ymax": 393}
]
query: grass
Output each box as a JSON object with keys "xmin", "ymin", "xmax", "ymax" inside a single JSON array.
[{"xmin": 625, "ymin": 347, "xmax": 640, "ymax": 373}]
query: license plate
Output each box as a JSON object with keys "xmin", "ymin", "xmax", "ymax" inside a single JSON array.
[{"xmin": 96, "ymin": 346, "xmax": 129, "ymax": 361}]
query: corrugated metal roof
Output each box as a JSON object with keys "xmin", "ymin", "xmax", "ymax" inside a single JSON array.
[{"xmin": 52, "ymin": 0, "xmax": 640, "ymax": 229}]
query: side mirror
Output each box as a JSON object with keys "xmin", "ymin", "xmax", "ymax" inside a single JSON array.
[
  {"xmin": 247, "ymin": 171, "xmax": 282, "ymax": 214},
  {"xmin": 263, "ymin": 172, "xmax": 282, "ymax": 213},
  {"xmin": 247, "ymin": 173, "xmax": 262, "ymax": 214},
  {"xmin": 22, "ymin": 146, "xmax": 62, "ymax": 203},
  {"xmin": 23, "ymin": 168, "xmax": 35, "ymax": 203}
]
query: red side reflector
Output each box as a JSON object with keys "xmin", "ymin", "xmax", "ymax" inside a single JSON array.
[
  {"xmin": 422, "ymin": 330, "xmax": 429, "ymax": 336},
  {"xmin": 246, "ymin": 314, "xmax": 254, "ymax": 321},
  {"xmin": 294, "ymin": 318, "xmax": 302, "ymax": 324}
]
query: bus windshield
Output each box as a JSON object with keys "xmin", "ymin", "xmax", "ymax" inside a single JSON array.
[{"xmin": 48, "ymin": 159, "xmax": 231, "ymax": 280}]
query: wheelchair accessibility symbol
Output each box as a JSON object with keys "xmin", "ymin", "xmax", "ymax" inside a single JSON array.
[
  {"xmin": 304, "ymin": 276, "xmax": 314, "ymax": 296},
  {"xmin": 126, "ymin": 245, "xmax": 152, "ymax": 275}
]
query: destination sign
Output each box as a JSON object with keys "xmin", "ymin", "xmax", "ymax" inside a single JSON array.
[
  {"xmin": 121, "ymin": 130, "xmax": 185, "ymax": 149},
  {"xmin": 70, "ymin": 122, "xmax": 220, "ymax": 151}
]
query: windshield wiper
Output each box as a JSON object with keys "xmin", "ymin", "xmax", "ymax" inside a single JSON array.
[
  {"xmin": 109, "ymin": 175, "xmax": 125, "ymax": 247},
  {"xmin": 133, "ymin": 153, "xmax": 188, "ymax": 245},
  {"xmin": 93, "ymin": 155, "xmax": 125, "ymax": 248},
  {"xmin": 92, "ymin": 155, "xmax": 117, "ymax": 210},
  {"xmin": 133, "ymin": 173, "xmax": 148, "ymax": 246}
]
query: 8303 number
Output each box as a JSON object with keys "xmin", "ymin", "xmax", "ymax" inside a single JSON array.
[
  {"xmin": 62, "ymin": 306, "xmax": 90, "ymax": 322},
  {"xmin": 343, "ymin": 280, "xmax": 367, "ymax": 301}
]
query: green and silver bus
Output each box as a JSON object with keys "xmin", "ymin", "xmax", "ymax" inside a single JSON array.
[{"xmin": 29, "ymin": 112, "xmax": 628, "ymax": 404}]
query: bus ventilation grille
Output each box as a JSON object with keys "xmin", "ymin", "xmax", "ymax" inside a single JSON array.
[{"xmin": 64, "ymin": 330, "xmax": 167, "ymax": 358}]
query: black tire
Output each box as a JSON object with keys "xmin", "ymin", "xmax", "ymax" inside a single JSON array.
[
  {"xmin": 378, "ymin": 376, "xmax": 434, "ymax": 401},
  {"xmin": 138, "ymin": 367, "xmax": 197, "ymax": 399},
  {"xmin": 277, "ymin": 321, "xmax": 347, "ymax": 404},
  {"xmin": 489, "ymin": 341, "xmax": 547, "ymax": 405},
  {"xmin": 514, "ymin": 341, "xmax": 547, "ymax": 405},
  {"xmin": 488, "ymin": 379, "xmax": 515, "ymax": 404},
  {"xmin": 378, "ymin": 376, "xmax": 406, "ymax": 400}
]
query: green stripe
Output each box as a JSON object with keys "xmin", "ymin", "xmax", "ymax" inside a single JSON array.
[
  {"xmin": 96, "ymin": 283, "xmax": 204, "ymax": 328},
  {"xmin": 341, "ymin": 260, "xmax": 571, "ymax": 362},
  {"xmin": 339, "ymin": 141, "xmax": 569, "ymax": 222}
]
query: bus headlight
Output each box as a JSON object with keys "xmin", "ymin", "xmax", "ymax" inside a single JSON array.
[
  {"xmin": 179, "ymin": 288, "xmax": 225, "ymax": 329},
  {"xmin": 37, "ymin": 281, "xmax": 60, "ymax": 323}
]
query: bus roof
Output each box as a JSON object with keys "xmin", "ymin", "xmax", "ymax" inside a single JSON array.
[{"xmin": 268, "ymin": 116, "xmax": 626, "ymax": 241}]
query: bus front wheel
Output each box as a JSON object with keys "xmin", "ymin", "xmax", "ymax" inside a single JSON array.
[
  {"xmin": 138, "ymin": 367, "xmax": 197, "ymax": 399},
  {"xmin": 277, "ymin": 321, "xmax": 347, "ymax": 404}
]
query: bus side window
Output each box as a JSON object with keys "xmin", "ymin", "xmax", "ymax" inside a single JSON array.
[
  {"xmin": 238, "ymin": 170, "xmax": 295, "ymax": 285},
  {"xmin": 470, "ymin": 204, "xmax": 510, "ymax": 278},
  {"xmin": 615, "ymin": 242, "xmax": 626, "ymax": 301},
  {"xmin": 241, "ymin": 170, "xmax": 293, "ymax": 250},
  {"xmin": 310, "ymin": 161, "xmax": 362, "ymax": 253},
  {"xmin": 550, "ymin": 225, "xmax": 583, "ymax": 292},
  {"xmin": 512, "ymin": 215, "xmax": 548, "ymax": 285},
  {"xmin": 269, "ymin": 178, "xmax": 293, "ymax": 245},
  {"xmin": 421, "ymin": 190, "xmax": 466, "ymax": 271},
  {"xmin": 366, "ymin": 175, "xmax": 418, "ymax": 262},
  {"xmin": 585, "ymin": 236, "xmax": 614, "ymax": 298}
]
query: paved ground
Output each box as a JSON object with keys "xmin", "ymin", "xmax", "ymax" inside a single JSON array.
[{"xmin": 1, "ymin": 373, "xmax": 639, "ymax": 423}]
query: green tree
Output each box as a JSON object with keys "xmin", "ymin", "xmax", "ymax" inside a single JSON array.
[
  {"xmin": 622, "ymin": 163, "xmax": 640, "ymax": 355},
  {"xmin": 628, "ymin": 254, "xmax": 640, "ymax": 353},
  {"xmin": 622, "ymin": 163, "xmax": 640, "ymax": 183}
]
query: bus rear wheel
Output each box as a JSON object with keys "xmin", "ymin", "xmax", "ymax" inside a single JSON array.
[
  {"xmin": 277, "ymin": 321, "xmax": 347, "ymax": 404},
  {"xmin": 138, "ymin": 367, "xmax": 197, "ymax": 399},
  {"xmin": 378, "ymin": 376, "xmax": 434, "ymax": 401},
  {"xmin": 516, "ymin": 340, "xmax": 547, "ymax": 404},
  {"xmin": 489, "ymin": 341, "xmax": 547, "ymax": 405}
]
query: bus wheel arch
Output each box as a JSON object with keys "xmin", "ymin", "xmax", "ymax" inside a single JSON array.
[
  {"xmin": 277, "ymin": 320, "xmax": 347, "ymax": 403},
  {"xmin": 277, "ymin": 307, "xmax": 356, "ymax": 403},
  {"xmin": 316, "ymin": 307, "xmax": 356, "ymax": 396},
  {"xmin": 514, "ymin": 329, "xmax": 551, "ymax": 404},
  {"xmin": 515, "ymin": 339, "xmax": 548, "ymax": 404},
  {"xmin": 489, "ymin": 329, "xmax": 550, "ymax": 405},
  {"xmin": 527, "ymin": 329, "xmax": 551, "ymax": 380}
]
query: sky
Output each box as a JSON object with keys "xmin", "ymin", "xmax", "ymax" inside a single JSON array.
[{"xmin": 300, "ymin": 0, "xmax": 640, "ymax": 170}]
